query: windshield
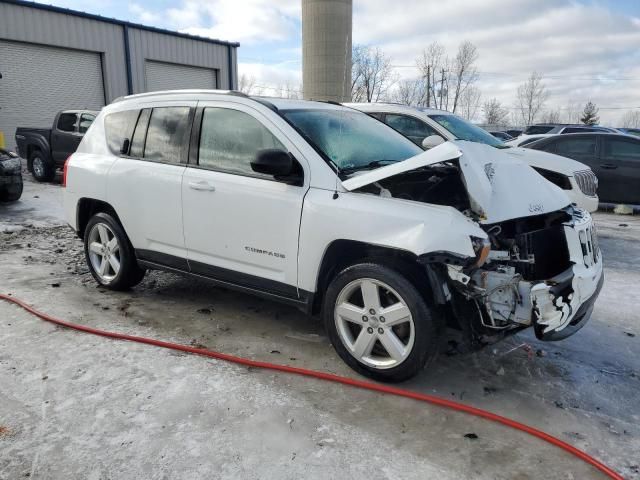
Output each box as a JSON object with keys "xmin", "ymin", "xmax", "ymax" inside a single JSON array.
[
  {"xmin": 281, "ymin": 108, "xmax": 422, "ymax": 172},
  {"xmin": 427, "ymin": 113, "xmax": 505, "ymax": 148}
]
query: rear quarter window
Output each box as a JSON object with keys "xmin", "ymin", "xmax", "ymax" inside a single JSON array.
[{"xmin": 104, "ymin": 110, "xmax": 140, "ymax": 154}]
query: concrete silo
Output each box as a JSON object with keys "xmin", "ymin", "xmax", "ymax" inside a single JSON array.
[{"xmin": 302, "ymin": 0, "xmax": 352, "ymax": 102}]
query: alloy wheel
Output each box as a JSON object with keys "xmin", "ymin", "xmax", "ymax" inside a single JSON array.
[
  {"xmin": 334, "ymin": 278, "xmax": 415, "ymax": 369},
  {"xmin": 87, "ymin": 223, "xmax": 121, "ymax": 283}
]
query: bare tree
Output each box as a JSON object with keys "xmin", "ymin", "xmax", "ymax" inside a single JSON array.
[
  {"xmin": 351, "ymin": 45, "xmax": 396, "ymax": 102},
  {"xmin": 542, "ymin": 108, "xmax": 562, "ymax": 124},
  {"xmin": 238, "ymin": 73, "xmax": 258, "ymax": 94},
  {"xmin": 621, "ymin": 110, "xmax": 640, "ymax": 128},
  {"xmin": 274, "ymin": 82, "xmax": 301, "ymax": 99},
  {"xmin": 450, "ymin": 41, "xmax": 479, "ymax": 114},
  {"xmin": 416, "ymin": 41, "xmax": 446, "ymax": 108},
  {"xmin": 515, "ymin": 72, "xmax": 549, "ymax": 125},
  {"xmin": 483, "ymin": 98, "xmax": 509, "ymax": 126},
  {"xmin": 458, "ymin": 86, "xmax": 481, "ymax": 121},
  {"xmin": 562, "ymin": 100, "xmax": 582, "ymax": 124},
  {"xmin": 390, "ymin": 78, "xmax": 428, "ymax": 106}
]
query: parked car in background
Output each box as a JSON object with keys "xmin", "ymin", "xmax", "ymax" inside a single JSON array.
[
  {"xmin": 523, "ymin": 124, "xmax": 616, "ymax": 135},
  {"xmin": 618, "ymin": 128, "xmax": 640, "ymax": 137},
  {"xmin": 0, "ymin": 148, "xmax": 23, "ymax": 202},
  {"xmin": 489, "ymin": 131, "xmax": 513, "ymax": 141},
  {"xmin": 504, "ymin": 129, "xmax": 523, "ymax": 138},
  {"xmin": 15, "ymin": 110, "xmax": 98, "ymax": 182},
  {"xmin": 505, "ymin": 134, "xmax": 554, "ymax": 147},
  {"xmin": 346, "ymin": 103, "xmax": 598, "ymax": 211},
  {"xmin": 64, "ymin": 90, "xmax": 602, "ymax": 382},
  {"xmin": 526, "ymin": 133, "xmax": 640, "ymax": 205}
]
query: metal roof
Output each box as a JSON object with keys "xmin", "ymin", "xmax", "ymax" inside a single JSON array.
[{"xmin": 1, "ymin": 0, "xmax": 240, "ymax": 47}]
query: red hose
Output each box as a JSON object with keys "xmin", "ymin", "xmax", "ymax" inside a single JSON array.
[{"xmin": 0, "ymin": 292, "xmax": 624, "ymax": 480}]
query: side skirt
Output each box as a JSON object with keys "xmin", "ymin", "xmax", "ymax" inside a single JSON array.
[{"xmin": 135, "ymin": 249, "xmax": 315, "ymax": 314}]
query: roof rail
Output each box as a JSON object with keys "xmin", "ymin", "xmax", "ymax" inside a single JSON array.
[{"xmin": 111, "ymin": 89, "xmax": 248, "ymax": 104}]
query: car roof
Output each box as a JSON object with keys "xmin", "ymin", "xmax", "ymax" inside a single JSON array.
[
  {"xmin": 109, "ymin": 89, "xmax": 353, "ymax": 114},
  {"xmin": 343, "ymin": 102, "xmax": 452, "ymax": 116}
]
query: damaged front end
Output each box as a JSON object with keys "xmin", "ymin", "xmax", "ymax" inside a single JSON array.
[{"xmin": 439, "ymin": 206, "xmax": 603, "ymax": 347}]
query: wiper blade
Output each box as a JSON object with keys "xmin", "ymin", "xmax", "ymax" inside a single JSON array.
[{"xmin": 340, "ymin": 160, "xmax": 398, "ymax": 174}]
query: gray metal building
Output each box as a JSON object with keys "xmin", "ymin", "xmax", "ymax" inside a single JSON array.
[{"xmin": 0, "ymin": 0, "xmax": 239, "ymax": 149}]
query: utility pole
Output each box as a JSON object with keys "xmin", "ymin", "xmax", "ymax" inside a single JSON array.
[
  {"xmin": 425, "ymin": 65, "xmax": 431, "ymax": 107},
  {"xmin": 439, "ymin": 68, "xmax": 446, "ymax": 109}
]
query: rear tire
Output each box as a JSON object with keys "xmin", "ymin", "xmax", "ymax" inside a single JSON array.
[
  {"xmin": 84, "ymin": 212, "xmax": 145, "ymax": 290},
  {"xmin": 29, "ymin": 150, "xmax": 55, "ymax": 182},
  {"xmin": 323, "ymin": 263, "xmax": 440, "ymax": 382}
]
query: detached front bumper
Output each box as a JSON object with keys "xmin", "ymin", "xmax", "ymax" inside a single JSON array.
[{"xmin": 531, "ymin": 209, "xmax": 603, "ymax": 339}]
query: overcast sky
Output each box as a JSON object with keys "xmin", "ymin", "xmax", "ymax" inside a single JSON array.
[{"xmin": 42, "ymin": 0, "xmax": 640, "ymax": 125}]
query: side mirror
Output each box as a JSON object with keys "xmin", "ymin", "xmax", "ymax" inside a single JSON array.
[
  {"xmin": 421, "ymin": 135, "xmax": 445, "ymax": 150},
  {"xmin": 251, "ymin": 149, "xmax": 294, "ymax": 176}
]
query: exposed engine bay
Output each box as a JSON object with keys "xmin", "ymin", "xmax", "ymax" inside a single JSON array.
[
  {"xmin": 442, "ymin": 207, "xmax": 601, "ymax": 348},
  {"xmin": 356, "ymin": 162, "xmax": 473, "ymax": 215}
]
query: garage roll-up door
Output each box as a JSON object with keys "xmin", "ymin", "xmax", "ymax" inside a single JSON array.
[
  {"xmin": 145, "ymin": 60, "xmax": 217, "ymax": 92},
  {"xmin": 0, "ymin": 40, "xmax": 105, "ymax": 150}
]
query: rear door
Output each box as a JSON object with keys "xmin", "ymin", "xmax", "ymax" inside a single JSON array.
[
  {"xmin": 107, "ymin": 103, "xmax": 196, "ymax": 264},
  {"xmin": 51, "ymin": 112, "xmax": 81, "ymax": 163},
  {"xmin": 182, "ymin": 102, "xmax": 308, "ymax": 297},
  {"xmin": 598, "ymin": 136, "xmax": 640, "ymax": 204}
]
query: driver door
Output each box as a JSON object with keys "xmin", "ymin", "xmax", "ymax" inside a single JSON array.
[{"xmin": 181, "ymin": 102, "xmax": 309, "ymax": 297}]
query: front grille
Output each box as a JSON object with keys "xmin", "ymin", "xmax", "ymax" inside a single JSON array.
[
  {"xmin": 578, "ymin": 224, "xmax": 599, "ymax": 267},
  {"xmin": 573, "ymin": 170, "xmax": 598, "ymax": 197},
  {"xmin": 514, "ymin": 224, "xmax": 571, "ymax": 280}
]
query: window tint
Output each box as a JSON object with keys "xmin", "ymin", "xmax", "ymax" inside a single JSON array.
[
  {"xmin": 57, "ymin": 113, "xmax": 78, "ymax": 132},
  {"xmin": 78, "ymin": 114, "xmax": 96, "ymax": 134},
  {"xmin": 129, "ymin": 109, "xmax": 151, "ymax": 158},
  {"xmin": 384, "ymin": 114, "xmax": 438, "ymax": 141},
  {"xmin": 199, "ymin": 108, "xmax": 285, "ymax": 178},
  {"xmin": 368, "ymin": 112, "xmax": 385, "ymax": 121},
  {"xmin": 520, "ymin": 137, "xmax": 544, "ymax": 147},
  {"xmin": 603, "ymin": 138, "xmax": 640, "ymax": 161},
  {"xmin": 144, "ymin": 107, "xmax": 191, "ymax": 163},
  {"xmin": 554, "ymin": 137, "xmax": 596, "ymax": 156},
  {"xmin": 104, "ymin": 110, "xmax": 140, "ymax": 154}
]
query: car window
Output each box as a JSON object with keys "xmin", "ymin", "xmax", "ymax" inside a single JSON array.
[
  {"xmin": 104, "ymin": 109, "xmax": 140, "ymax": 154},
  {"xmin": 524, "ymin": 125, "xmax": 554, "ymax": 135},
  {"xmin": 281, "ymin": 108, "xmax": 421, "ymax": 173},
  {"xmin": 603, "ymin": 137, "xmax": 640, "ymax": 161},
  {"xmin": 427, "ymin": 113, "xmax": 504, "ymax": 147},
  {"xmin": 384, "ymin": 114, "xmax": 439, "ymax": 141},
  {"xmin": 367, "ymin": 112, "xmax": 385, "ymax": 121},
  {"xmin": 129, "ymin": 109, "xmax": 151, "ymax": 158},
  {"xmin": 562, "ymin": 127, "xmax": 597, "ymax": 134},
  {"xmin": 554, "ymin": 137, "xmax": 596, "ymax": 156},
  {"xmin": 144, "ymin": 107, "xmax": 191, "ymax": 163},
  {"xmin": 520, "ymin": 137, "xmax": 544, "ymax": 147},
  {"xmin": 198, "ymin": 107, "xmax": 286, "ymax": 178},
  {"xmin": 57, "ymin": 113, "xmax": 78, "ymax": 132},
  {"xmin": 78, "ymin": 114, "xmax": 96, "ymax": 134}
]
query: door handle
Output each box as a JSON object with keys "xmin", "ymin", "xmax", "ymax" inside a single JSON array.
[
  {"xmin": 188, "ymin": 180, "xmax": 216, "ymax": 191},
  {"xmin": 599, "ymin": 164, "xmax": 617, "ymax": 170}
]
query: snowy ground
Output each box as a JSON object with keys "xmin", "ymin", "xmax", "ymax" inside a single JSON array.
[{"xmin": 1, "ymin": 173, "xmax": 639, "ymax": 479}]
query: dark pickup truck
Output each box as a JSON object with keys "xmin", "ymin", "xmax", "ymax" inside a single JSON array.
[{"xmin": 15, "ymin": 110, "xmax": 97, "ymax": 182}]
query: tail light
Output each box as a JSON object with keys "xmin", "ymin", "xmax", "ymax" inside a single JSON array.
[{"xmin": 62, "ymin": 155, "xmax": 71, "ymax": 187}]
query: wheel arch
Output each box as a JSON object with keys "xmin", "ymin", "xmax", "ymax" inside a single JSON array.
[
  {"xmin": 76, "ymin": 198, "xmax": 122, "ymax": 239},
  {"xmin": 311, "ymin": 239, "xmax": 448, "ymax": 315}
]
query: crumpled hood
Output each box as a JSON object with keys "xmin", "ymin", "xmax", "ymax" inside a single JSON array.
[
  {"xmin": 504, "ymin": 147, "xmax": 590, "ymax": 175},
  {"xmin": 341, "ymin": 140, "xmax": 571, "ymax": 224}
]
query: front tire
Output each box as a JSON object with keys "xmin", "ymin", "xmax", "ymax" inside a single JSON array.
[
  {"xmin": 84, "ymin": 212, "xmax": 145, "ymax": 290},
  {"xmin": 323, "ymin": 263, "xmax": 440, "ymax": 382},
  {"xmin": 0, "ymin": 182, "xmax": 23, "ymax": 202},
  {"xmin": 29, "ymin": 151, "xmax": 55, "ymax": 182}
]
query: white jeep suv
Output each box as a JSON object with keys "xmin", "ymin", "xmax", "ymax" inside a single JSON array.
[{"xmin": 64, "ymin": 90, "xmax": 603, "ymax": 382}]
